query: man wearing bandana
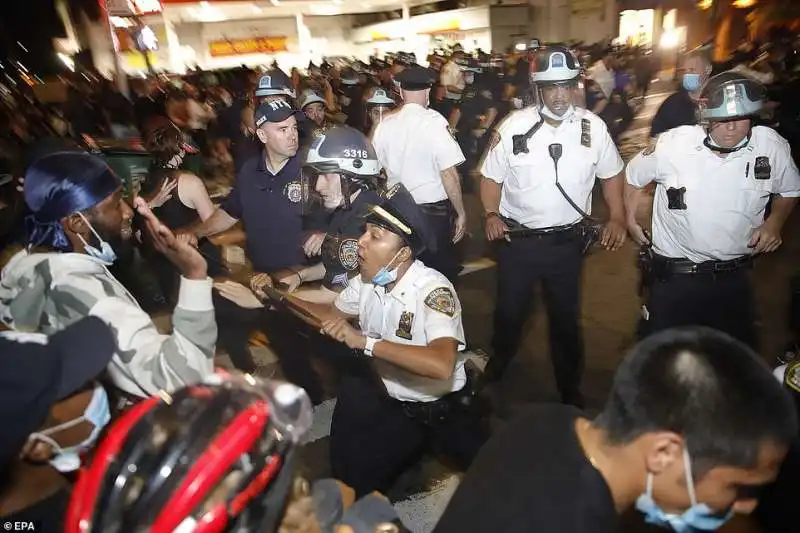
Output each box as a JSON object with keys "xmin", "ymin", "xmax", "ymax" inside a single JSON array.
[{"xmin": 0, "ymin": 151, "xmax": 216, "ymax": 407}]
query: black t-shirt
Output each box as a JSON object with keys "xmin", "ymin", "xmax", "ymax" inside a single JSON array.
[
  {"xmin": 433, "ymin": 404, "xmax": 617, "ymax": 533},
  {"xmin": 320, "ymin": 189, "xmax": 379, "ymax": 291},
  {"xmin": 650, "ymin": 90, "xmax": 697, "ymax": 138},
  {"xmin": 456, "ymin": 87, "xmax": 493, "ymax": 133},
  {"xmin": 1, "ymin": 487, "xmax": 70, "ymax": 533}
]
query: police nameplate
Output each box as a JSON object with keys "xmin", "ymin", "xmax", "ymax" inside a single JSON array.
[
  {"xmin": 753, "ymin": 156, "xmax": 771, "ymax": 180},
  {"xmin": 395, "ymin": 311, "xmax": 414, "ymax": 340},
  {"xmin": 580, "ymin": 118, "xmax": 591, "ymax": 148},
  {"xmin": 338, "ymin": 238, "xmax": 359, "ymax": 271},
  {"xmin": 424, "ymin": 287, "xmax": 456, "ymax": 317}
]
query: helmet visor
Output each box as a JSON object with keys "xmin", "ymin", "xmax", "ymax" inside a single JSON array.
[{"xmin": 699, "ymin": 78, "xmax": 766, "ymax": 122}]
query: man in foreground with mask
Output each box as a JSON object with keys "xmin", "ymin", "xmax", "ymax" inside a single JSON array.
[
  {"xmin": 271, "ymin": 184, "xmax": 486, "ymax": 496},
  {"xmin": 433, "ymin": 326, "xmax": 797, "ymax": 533},
  {"xmin": 0, "ymin": 150, "xmax": 216, "ymax": 406},
  {"xmin": 650, "ymin": 50, "xmax": 713, "ymax": 138},
  {"xmin": 0, "ymin": 317, "xmax": 116, "ymax": 532}
]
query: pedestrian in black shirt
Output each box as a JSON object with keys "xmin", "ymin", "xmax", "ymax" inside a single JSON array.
[
  {"xmin": 650, "ymin": 51, "xmax": 712, "ymax": 138},
  {"xmin": 434, "ymin": 327, "xmax": 797, "ymax": 533}
]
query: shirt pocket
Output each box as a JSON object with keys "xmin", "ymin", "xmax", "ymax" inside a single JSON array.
[{"xmin": 739, "ymin": 178, "xmax": 772, "ymax": 215}]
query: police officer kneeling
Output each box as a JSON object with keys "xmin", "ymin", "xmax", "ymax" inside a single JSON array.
[
  {"xmin": 317, "ymin": 184, "xmax": 486, "ymax": 497},
  {"xmin": 626, "ymin": 71, "xmax": 800, "ymax": 348}
]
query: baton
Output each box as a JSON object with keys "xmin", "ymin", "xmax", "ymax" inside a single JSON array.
[{"xmin": 260, "ymin": 285, "xmax": 323, "ymax": 329}]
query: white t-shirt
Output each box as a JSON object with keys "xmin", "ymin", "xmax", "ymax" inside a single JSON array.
[
  {"xmin": 441, "ymin": 61, "xmax": 465, "ymax": 100},
  {"xmin": 481, "ymin": 107, "xmax": 623, "ymax": 228},
  {"xmin": 626, "ymin": 125, "xmax": 800, "ymax": 262},
  {"xmin": 334, "ymin": 260, "xmax": 466, "ymax": 402},
  {"xmin": 373, "ymin": 103, "xmax": 465, "ymax": 204}
]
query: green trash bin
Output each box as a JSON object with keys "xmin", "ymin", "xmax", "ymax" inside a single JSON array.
[{"xmin": 92, "ymin": 139, "xmax": 153, "ymax": 200}]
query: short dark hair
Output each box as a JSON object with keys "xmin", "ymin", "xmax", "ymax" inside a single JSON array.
[{"xmin": 594, "ymin": 327, "xmax": 797, "ymax": 478}]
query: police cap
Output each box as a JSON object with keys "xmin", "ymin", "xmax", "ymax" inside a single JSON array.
[
  {"xmin": 395, "ymin": 66, "xmax": 437, "ymax": 91},
  {"xmin": 364, "ymin": 184, "xmax": 431, "ymax": 256}
]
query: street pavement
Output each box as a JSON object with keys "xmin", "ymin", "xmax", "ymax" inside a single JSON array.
[{"xmin": 232, "ymin": 84, "xmax": 800, "ymax": 532}]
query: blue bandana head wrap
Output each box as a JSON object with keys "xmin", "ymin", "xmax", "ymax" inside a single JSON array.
[{"xmin": 24, "ymin": 152, "xmax": 121, "ymax": 251}]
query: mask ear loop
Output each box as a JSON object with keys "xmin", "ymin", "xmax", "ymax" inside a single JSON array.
[
  {"xmin": 682, "ymin": 446, "xmax": 699, "ymax": 506},
  {"xmin": 75, "ymin": 211, "xmax": 105, "ymax": 250}
]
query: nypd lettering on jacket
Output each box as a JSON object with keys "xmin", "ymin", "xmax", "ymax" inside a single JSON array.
[
  {"xmin": 626, "ymin": 125, "xmax": 800, "ymax": 263},
  {"xmin": 481, "ymin": 107, "xmax": 623, "ymax": 229}
]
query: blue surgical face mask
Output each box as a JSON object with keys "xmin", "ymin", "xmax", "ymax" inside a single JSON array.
[
  {"xmin": 28, "ymin": 383, "xmax": 111, "ymax": 472},
  {"xmin": 371, "ymin": 249, "xmax": 403, "ymax": 287},
  {"xmin": 76, "ymin": 212, "xmax": 117, "ymax": 264},
  {"xmin": 635, "ymin": 447, "xmax": 734, "ymax": 532},
  {"xmin": 683, "ymin": 73, "xmax": 703, "ymax": 92}
]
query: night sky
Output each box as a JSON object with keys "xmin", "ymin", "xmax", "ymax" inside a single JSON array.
[{"xmin": 0, "ymin": 0, "xmax": 77, "ymax": 77}]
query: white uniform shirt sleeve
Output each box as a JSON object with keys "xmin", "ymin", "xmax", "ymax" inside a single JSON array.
[
  {"xmin": 772, "ymin": 138, "xmax": 800, "ymax": 198},
  {"xmin": 334, "ymin": 275, "xmax": 363, "ymax": 315},
  {"xmin": 594, "ymin": 119, "xmax": 624, "ymax": 179},
  {"xmin": 626, "ymin": 137, "xmax": 663, "ymax": 189},
  {"xmin": 433, "ymin": 116, "xmax": 466, "ymax": 171},
  {"xmin": 421, "ymin": 284, "xmax": 466, "ymax": 349},
  {"xmin": 480, "ymin": 131, "xmax": 510, "ymax": 183},
  {"xmin": 372, "ymin": 121, "xmax": 387, "ymax": 166}
]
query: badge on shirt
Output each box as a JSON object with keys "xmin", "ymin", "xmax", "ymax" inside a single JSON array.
[
  {"xmin": 753, "ymin": 156, "xmax": 771, "ymax": 180},
  {"xmin": 338, "ymin": 238, "xmax": 359, "ymax": 271},
  {"xmin": 284, "ymin": 180, "xmax": 302, "ymax": 203},
  {"xmin": 424, "ymin": 287, "xmax": 456, "ymax": 317},
  {"xmin": 395, "ymin": 311, "xmax": 414, "ymax": 340},
  {"xmin": 580, "ymin": 118, "xmax": 591, "ymax": 148}
]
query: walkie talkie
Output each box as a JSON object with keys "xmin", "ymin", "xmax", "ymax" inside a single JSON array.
[{"xmin": 548, "ymin": 143, "xmax": 563, "ymax": 166}]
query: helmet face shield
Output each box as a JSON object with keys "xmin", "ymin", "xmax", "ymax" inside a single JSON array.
[
  {"xmin": 534, "ymin": 79, "xmax": 585, "ymax": 116},
  {"xmin": 698, "ymin": 74, "xmax": 766, "ymax": 124},
  {"xmin": 301, "ymin": 166, "xmax": 328, "ymax": 214}
]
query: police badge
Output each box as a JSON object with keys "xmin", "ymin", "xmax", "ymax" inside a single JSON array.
[
  {"xmin": 285, "ymin": 181, "xmax": 302, "ymax": 203},
  {"xmin": 338, "ymin": 239, "xmax": 359, "ymax": 271},
  {"xmin": 395, "ymin": 311, "xmax": 414, "ymax": 340},
  {"xmin": 424, "ymin": 287, "xmax": 456, "ymax": 317}
]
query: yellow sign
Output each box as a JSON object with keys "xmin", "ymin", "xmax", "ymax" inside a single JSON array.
[{"xmin": 209, "ymin": 36, "xmax": 288, "ymax": 57}]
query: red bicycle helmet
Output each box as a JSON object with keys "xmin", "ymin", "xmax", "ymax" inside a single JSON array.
[{"xmin": 66, "ymin": 374, "xmax": 313, "ymax": 533}]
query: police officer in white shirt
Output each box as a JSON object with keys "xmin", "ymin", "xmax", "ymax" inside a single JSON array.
[
  {"xmin": 372, "ymin": 65, "xmax": 467, "ymax": 283},
  {"xmin": 318, "ymin": 184, "xmax": 486, "ymax": 496},
  {"xmin": 626, "ymin": 71, "xmax": 800, "ymax": 348},
  {"xmin": 480, "ymin": 45, "xmax": 627, "ymax": 407}
]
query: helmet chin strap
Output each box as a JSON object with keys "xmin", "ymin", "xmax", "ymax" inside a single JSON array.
[{"xmin": 703, "ymin": 127, "xmax": 752, "ymax": 154}]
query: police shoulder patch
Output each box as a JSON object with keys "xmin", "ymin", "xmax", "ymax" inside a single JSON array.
[
  {"xmin": 786, "ymin": 361, "xmax": 800, "ymax": 393},
  {"xmin": 338, "ymin": 238, "xmax": 359, "ymax": 271},
  {"xmin": 642, "ymin": 138, "xmax": 658, "ymax": 156},
  {"xmin": 488, "ymin": 131, "xmax": 500, "ymax": 151},
  {"xmin": 424, "ymin": 287, "xmax": 456, "ymax": 317}
]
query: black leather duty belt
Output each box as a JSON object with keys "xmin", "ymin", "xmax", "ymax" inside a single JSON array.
[
  {"xmin": 503, "ymin": 219, "xmax": 581, "ymax": 241},
  {"xmin": 654, "ymin": 254, "xmax": 753, "ymax": 275}
]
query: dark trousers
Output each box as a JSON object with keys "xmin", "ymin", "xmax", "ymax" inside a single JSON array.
[
  {"xmin": 418, "ymin": 200, "xmax": 460, "ymax": 284},
  {"xmin": 641, "ymin": 269, "xmax": 757, "ymax": 349},
  {"xmin": 330, "ymin": 374, "xmax": 487, "ymax": 497},
  {"xmin": 485, "ymin": 234, "xmax": 585, "ymax": 404},
  {"xmin": 212, "ymin": 292, "xmax": 326, "ymax": 403}
]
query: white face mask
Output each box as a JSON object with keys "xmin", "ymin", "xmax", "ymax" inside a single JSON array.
[
  {"xmin": 540, "ymin": 104, "xmax": 575, "ymax": 121},
  {"xmin": 75, "ymin": 212, "xmax": 117, "ymax": 264},
  {"xmin": 27, "ymin": 384, "xmax": 111, "ymax": 472}
]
